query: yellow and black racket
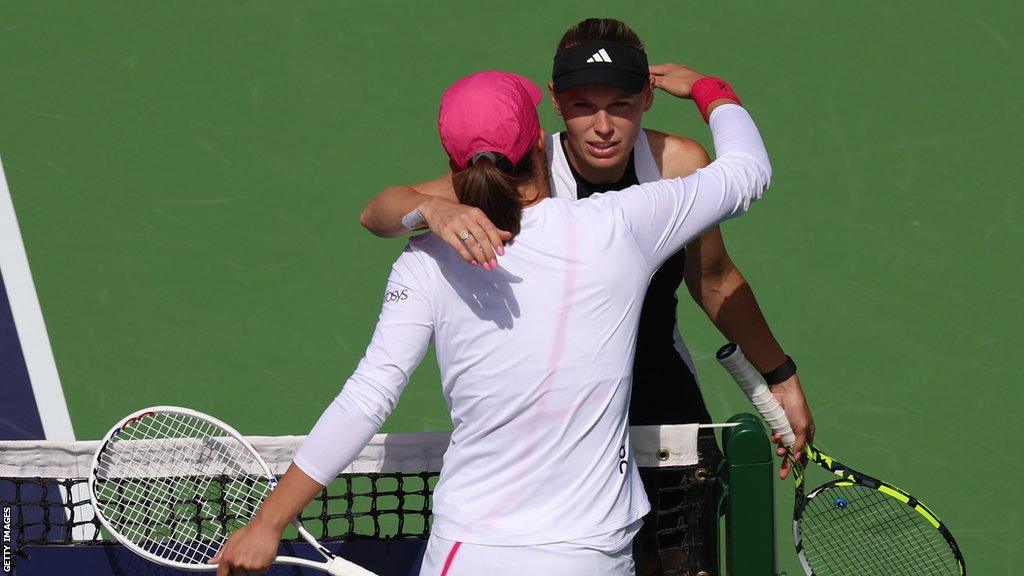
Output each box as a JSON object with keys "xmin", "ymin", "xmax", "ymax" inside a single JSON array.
[{"xmin": 716, "ymin": 343, "xmax": 966, "ymax": 576}]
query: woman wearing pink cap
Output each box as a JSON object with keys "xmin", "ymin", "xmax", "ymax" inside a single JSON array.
[
  {"xmin": 212, "ymin": 66, "xmax": 770, "ymax": 576},
  {"xmin": 363, "ymin": 19, "xmax": 813, "ymax": 575}
]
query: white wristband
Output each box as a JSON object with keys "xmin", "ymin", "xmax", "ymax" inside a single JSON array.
[{"xmin": 401, "ymin": 206, "xmax": 426, "ymax": 231}]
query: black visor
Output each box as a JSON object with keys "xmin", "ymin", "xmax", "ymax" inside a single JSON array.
[{"xmin": 552, "ymin": 41, "xmax": 649, "ymax": 94}]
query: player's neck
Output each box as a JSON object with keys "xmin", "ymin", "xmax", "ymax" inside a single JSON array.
[{"xmin": 519, "ymin": 172, "xmax": 549, "ymax": 208}]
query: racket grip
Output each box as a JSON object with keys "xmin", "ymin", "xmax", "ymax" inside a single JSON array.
[{"xmin": 716, "ymin": 343, "xmax": 796, "ymax": 447}]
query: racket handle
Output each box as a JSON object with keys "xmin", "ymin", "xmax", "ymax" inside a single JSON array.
[
  {"xmin": 326, "ymin": 556, "xmax": 380, "ymax": 576},
  {"xmin": 716, "ymin": 343, "xmax": 796, "ymax": 448},
  {"xmin": 291, "ymin": 521, "xmax": 379, "ymax": 576}
]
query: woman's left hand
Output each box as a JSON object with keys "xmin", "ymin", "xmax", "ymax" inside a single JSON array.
[
  {"xmin": 648, "ymin": 63, "xmax": 706, "ymax": 99},
  {"xmin": 209, "ymin": 518, "xmax": 283, "ymax": 576},
  {"xmin": 769, "ymin": 374, "xmax": 815, "ymax": 480},
  {"xmin": 420, "ymin": 196, "xmax": 512, "ymax": 269}
]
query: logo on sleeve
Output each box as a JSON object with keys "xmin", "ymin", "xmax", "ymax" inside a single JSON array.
[{"xmin": 383, "ymin": 288, "xmax": 410, "ymax": 303}]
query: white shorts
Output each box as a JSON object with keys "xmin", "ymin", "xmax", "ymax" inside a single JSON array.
[{"xmin": 418, "ymin": 522, "xmax": 639, "ymax": 576}]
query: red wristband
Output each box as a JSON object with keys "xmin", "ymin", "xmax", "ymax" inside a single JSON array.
[{"xmin": 691, "ymin": 77, "xmax": 741, "ymax": 123}]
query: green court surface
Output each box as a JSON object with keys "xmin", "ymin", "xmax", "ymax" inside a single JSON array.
[{"xmin": 1, "ymin": 1, "xmax": 1021, "ymax": 573}]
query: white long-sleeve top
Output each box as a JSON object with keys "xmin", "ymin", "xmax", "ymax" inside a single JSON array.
[{"xmin": 294, "ymin": 104, "xmax": 771, "ymax": 545}]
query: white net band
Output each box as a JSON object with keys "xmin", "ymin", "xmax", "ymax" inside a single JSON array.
[{"xmin": 0, "ymin": 424, "xmax": 703, "ymax": 479}]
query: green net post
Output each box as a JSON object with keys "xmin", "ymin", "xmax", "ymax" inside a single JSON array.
[{"xmin": 722, "ymin": 413, "xmax": 776, "ymax": 576}]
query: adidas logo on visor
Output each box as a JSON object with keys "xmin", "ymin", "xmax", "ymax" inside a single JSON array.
[{"xmin": 586, "ymin": 49, "xmax": 613, "ymax": 63}]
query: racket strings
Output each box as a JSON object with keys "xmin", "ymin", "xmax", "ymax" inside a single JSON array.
[
  {"xmin": 802, "ymin": 485, "xmax": 946, "ymax": 569},
  {"xmin": 798, "ymin": 484, "xmax": 959, "ymax": 575},
  {"xmin": 107, "ymin": 415, "xmax": 230, "ymax": 556},
  {"xmin": 98, "ymin": 414, "xmax": 229, "ymax": 563},
  {"xmin": 93, "ymin": 412, "xmax": 273, "ymax": 566},
  {"xmin": 119, "ymin": 415, "xmax": 264, "ymax": 563},
  {"xmin": 830, "ymin": 497, "xmax": 952, "ymax": 573},
  {"xmin": 131, "ymin": 413, "xmax": 266, "ymax": 560},
  {"xmin": 804, "ymin": 495, "xmax": 952, "ymax": 575}
]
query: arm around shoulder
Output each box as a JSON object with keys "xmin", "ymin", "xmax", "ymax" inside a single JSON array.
[
  {"xmin": 360, "ymin": 173, "xmax": 457, "ymax": 238},
  {"xmin": 360, "ymin": 174, "xmax": 511, "ymax": 267},
  {"xmin": 616, "ymin": 103, "xmax": 772, "ymax": 264}
]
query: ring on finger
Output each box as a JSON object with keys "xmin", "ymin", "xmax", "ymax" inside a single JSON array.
[{"xmin": 458, "ymin": 230, "xmax": 471, "ymax": 241}]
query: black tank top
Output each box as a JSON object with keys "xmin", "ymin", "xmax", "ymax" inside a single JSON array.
[{"xmin": 561, "ymin": 134, "xmax": 712, "ymax": 425}]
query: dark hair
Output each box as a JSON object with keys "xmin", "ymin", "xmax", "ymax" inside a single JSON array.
[
  {"xmin": 452, "ymin": 152, "xmax": 537, "ymax": 238},
  {"xmin": 556, "ymin": 18, "xmax": 644, "ymax": 53}
]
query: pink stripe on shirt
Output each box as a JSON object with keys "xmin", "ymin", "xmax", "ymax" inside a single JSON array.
[{"xmin": 439, "ymin": 541, "xmax": 462, "ymax": 576}]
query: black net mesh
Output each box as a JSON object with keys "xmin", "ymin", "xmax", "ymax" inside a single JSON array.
[
  {"xmin": 1, "ymin": 471, "xmax": 438, "ymax": 570},
  {"xmin": 634, "ymin": 432, "xmax": 723, "ymax": 576},
  {"xmin": 2, "ymin": 426, "xmax": 727, "ymax": 574}
]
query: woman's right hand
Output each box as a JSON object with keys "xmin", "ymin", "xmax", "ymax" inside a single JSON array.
[
  {"xmin": 210, "ymin": 518, "xmax": 283, "ymax": 576},
  {"xmin": 420, "ymin": 197, "xmax": 512, "ymax": 270},
  {"xmin": 648, "ymin": 63, "xmax": 707, "ymax": 99}
]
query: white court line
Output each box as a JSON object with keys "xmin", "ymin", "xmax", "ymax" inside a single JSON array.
[
  {"xmin": 0, "ymin": 156, "xmax": 74, "ymax": 442},
  {"xmin": 0, "ymin": 155, "xmax": 93, "ymax": 538}
]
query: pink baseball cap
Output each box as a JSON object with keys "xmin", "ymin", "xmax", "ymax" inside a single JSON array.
[{"xmin": 438, "ymin": 70, "xmax": 543, "ymax": 171}]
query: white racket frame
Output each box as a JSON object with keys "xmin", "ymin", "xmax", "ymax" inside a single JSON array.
[{"xmin": 88, "ymin": 405, "xmax": 378, "ymax": 576}]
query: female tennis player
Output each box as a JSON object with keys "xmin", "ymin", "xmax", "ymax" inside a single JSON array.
[
  {"xmin": 212, "ymin": 65, "xmax": 770, "ymax": 576},
  {"xmin": 360, "ymin": 19, "xmax": 813, "ymax": 575}
]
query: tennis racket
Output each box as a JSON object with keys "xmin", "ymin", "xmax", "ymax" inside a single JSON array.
[
  {"xmin": 88, "ymin": 406, "xmax": 378, "ymax": 575},
  {"xmin": 715, "ymin": 343, "xmax": 966, "ymax": 576}
]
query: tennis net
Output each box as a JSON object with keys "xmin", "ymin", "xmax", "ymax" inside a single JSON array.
[{"xmin": 0, "ymin": 424, "xmax": 718, "ymax": 574}]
